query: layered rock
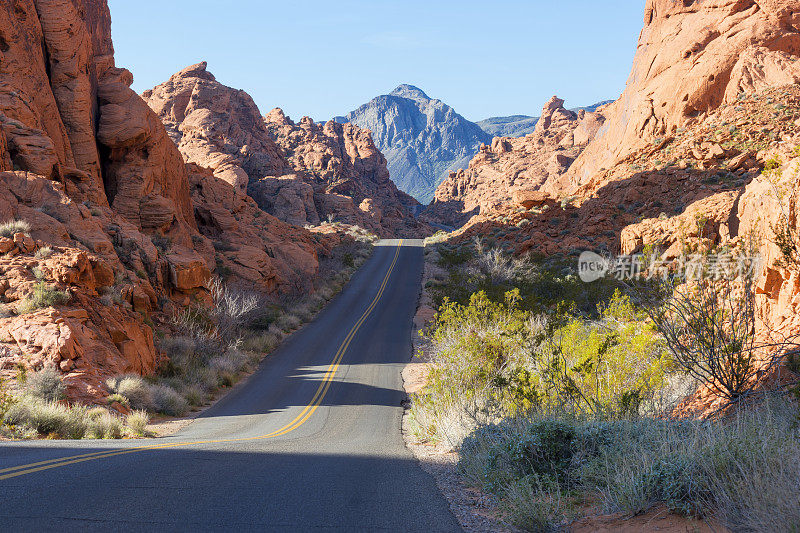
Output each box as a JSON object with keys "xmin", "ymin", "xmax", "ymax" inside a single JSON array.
[
  {"xmin": 0, "ymin": 2, "xmax": 340, "ymax": 403},
  {"xmin": 336, "ymin": 84, "xmax": 491, "ymax": 203},
  {"xmin": 426, "ymin": 97, "xmax": 606, "ymax": 227},
  {"xmin": 144, "ymin": 64, "xmax": 425, "ymax": 238}
]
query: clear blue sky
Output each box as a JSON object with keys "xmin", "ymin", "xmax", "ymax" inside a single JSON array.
[{"xmin": 108, "ymin": 0, "xmax": 645, "ymax": 122}]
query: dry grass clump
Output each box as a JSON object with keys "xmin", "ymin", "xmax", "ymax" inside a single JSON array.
[
  {"xmin": 16, "ymin": 282, "xmax": 71, "ymax": 314},
  {"xmin": 34, "ymin": 246, "xmax": 52, "ymax": 259},
  {"xmin": 462, "ymin": 400, "xmax": 800, "ymax": 531},
  {"xmin": 2, "ymin": 394, "xmax": 146, "ymax": 440},
  {"xmin": 125, "ymin": 410, "xmax": 150, "ymax": 437},
  {"xmin": 0, "ymin": 219, "xmax": 30, "ymax": 238},
  {"xmin": 24, "ymin": 367, "xmax": 66, "ymax": 402}
]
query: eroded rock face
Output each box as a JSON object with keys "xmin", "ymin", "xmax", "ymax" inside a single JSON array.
[
  {"xmin": 142, "ymin": 62, "xmax": 286, "ymax": 194},
  {"xmin": 188, "ymin": 163, "xmax": 338, "ymax": 294},
  {"xmin": 426, "ymin": 97, "xmax": 605, "ymax": 227},
  {"xmin": 145, "ymin": 65, "xmax": 426, "ymax": 238},
  {"xmin": 0, "ymin": 2, "xmax": 342, "ymax": 403},
  {"xmin": 263, "ymin": 110, "xmax": 424, "ymax": 237},
  {"xmin": 558, "ymin": 0, "xmax": 800, "ymax": 194}
]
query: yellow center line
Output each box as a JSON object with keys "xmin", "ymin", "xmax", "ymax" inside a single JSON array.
[{"xmin": 1, "ymin": 240, "xmax": 404, "ymax": 481}]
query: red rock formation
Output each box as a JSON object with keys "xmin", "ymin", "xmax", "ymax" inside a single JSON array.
[
  {"xmin": 426, "ymin": 97, "xmax": 605, "ymax": 227},
  {"xmin": 142, "ymin": 62, "xmax": 286, "ymax": 194},
  {"xmin": 556, "ymin": 0, "xmax": 800, "ymax": 195},
  {"xmin": 0, "ymin": 1, "xmax": 342, "ymax": 403},
  {"xmin": 144, "ymin": 64, "xmax": 426, "ymax": 238},
  {"xmin": 263, "ymin": 109, "xmax": 424, "ymax": 237}
]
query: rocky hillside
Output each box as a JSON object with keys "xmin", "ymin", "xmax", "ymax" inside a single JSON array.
[
  {"xmin": 145, "ymin": 65, "xmax": 424, "ymax": 238},
  {"xmin": 436, "ymin": 0, "xmax": 800, "ymax": 355},
  {"xmin": 336, "ymin": 84, "xmax": 491, "ymax": 204},
  {"xmin": 555, "ymin": 0, "xmax": 800, "ymax": 196},
  {"xmin": 426, "ymin": 97, "xmax": 607, "ymax": 227},
  {"xmin": 0, "ymin": 1, "xmax": 343, "ymax": 403}
]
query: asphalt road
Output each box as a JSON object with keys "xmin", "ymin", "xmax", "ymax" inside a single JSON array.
[{"xmin": 0, "ymin": 239, "xmax": 462, "ymax": 532}]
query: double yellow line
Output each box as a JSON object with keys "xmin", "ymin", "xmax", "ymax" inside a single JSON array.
[{"xmin": 0, "ymin": 240, "xmax": 403, "ymax": 481}]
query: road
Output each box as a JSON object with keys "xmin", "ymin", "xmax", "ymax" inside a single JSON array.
[{"xmin": 0, "ymin": 239, "xmax": 462, "ymax": 532}]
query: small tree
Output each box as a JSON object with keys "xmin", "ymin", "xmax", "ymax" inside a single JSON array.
[{"xmin": 637, "ymin": 265, "xmax": 796, "ymax": 405}]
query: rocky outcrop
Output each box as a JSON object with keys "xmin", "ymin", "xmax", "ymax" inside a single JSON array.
[
  {"xmin": 262, "ymin": 109, "xmax": 423, "ymax": 237},
  {"xmin": 142, "ymin": 62, "xmax": 285, "ymax": 194},
  {"xmin": 426, "ymin": 97, "xmax": 605, "ymax": 227},
  {"xmin": 145, "ymin": 65, "xmax": 425, "ymax": 238},
  {"xmin": 556, "ymin": 0, "xmax": 800, "ymax": 195},
  {"xmin": 188, "ymin": 163, "xmax": 334, "ymax": 293},
  {"xmin": 0, "ymin": 2, "xmax": 342, "ymax": 403},
  {"xmin": 337, "ymin": 84, "xmax": 491, "ymax": 203}
]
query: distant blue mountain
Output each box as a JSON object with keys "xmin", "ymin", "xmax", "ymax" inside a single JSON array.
[
  {"xmin": 335, "ymin": 85, "xmax": 491, "ymax": 204},
  {"xmin": 477, "ymin": 100, "xmax": 614, "ymax": 138}
]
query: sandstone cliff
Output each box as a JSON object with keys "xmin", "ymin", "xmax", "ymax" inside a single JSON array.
[
  {"xmin": 556, "ymin": 0, "xmax": 800, "ymax": 195},
  {"xmin": 263, "ymin": 109, "xmax": 423, "ymax": 237},
  {"xmin": 144, "ymin": 64, "xmax": 424, "ymax": 237},
  {"xmin": 433, "ymin": 1, "xmax": 800, "ymax": 375},
  {"xmin": 0, "ymin": 1, "xmax": 340, "ymax": 403}
]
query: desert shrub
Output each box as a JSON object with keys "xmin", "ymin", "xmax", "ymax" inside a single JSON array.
[
  {"xmin": 106, "ymin": 374, "xmax": 153, "ymax": 410},
  {"xmin": 457, "ymin": 399, "xmax": 800, "ymax": 529},
  {"xmin": 437, "ymin": 244, "xmax": 474, "ymax": 268},
  {"xmin": 34, "ymin": 246, "xmax": 53, "ymax": 259},
  {"xmin": 149, "ymin": 383, "xmax": 188, "ymax": 416},
  {"xmin": 0, "ymin": 378, "xmax": 15, "ymax": 419},
  {"xmin": 503, "ymin": 475, "xmax": 564, "ymax": 532},
  {"xmin": 640, "ymin": 272, "xmax": 794, "ymax": 405},
  {"xmin": 16, "ymin": 282, "xmax": 71, "ymax": 314},
  {"xmin": 535, "ymin": 290, "xmax": 672, "ymax": 416},
  {"xmin": 413, "ymin": 289, "xmax": 670, "ymax": 445},
  {"xmin": 125, "ymin": 410, "xmax": 149, "ymax": 437},
  {"xmin": 274, "ymin": 313, "xmax": 302, "ymax": 332},
  {"xmin": 85, "ymin": 407, "xmax": 123, "ymax": 439},
  {"xmin": 207, "ymin": 278, "xmax": 259, "ymax": 342},
  {"xmin": 0, "ymin": 219, "xmax": 30, "ymax": 238},
  {"xmin": 24, "ymin": 367, "xmax": 66, "ymax": 402},
  {"xmin": 430, "ymin": 246, "xmax": 620, "ymax": 317},
  {"xmin": 181, "ymin": 384, "xmax": 206, "ymax": 407},
  {"xmin": 106, "ymin": 393, "xmax": 130, "ymax": 408},
  {"xmin": 3, "ymin": 398, "xmax": 90, "ymax": 439},
  {"xmin": 241, "ymin": 331, "xmax": 281, "ymax": 354}
]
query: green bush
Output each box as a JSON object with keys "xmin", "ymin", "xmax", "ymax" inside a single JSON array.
[
  {"xmin": 413, "ymin": 289, "xmax": 671, "ymax": 444},
  {"xmin": 536, "ymin": 290, "xmax": 672, "ymax": 416}
]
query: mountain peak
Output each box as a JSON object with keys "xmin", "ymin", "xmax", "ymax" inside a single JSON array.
[{"xmin": 389, "ymin": 84, "xmax": 430, "ymax": 100}]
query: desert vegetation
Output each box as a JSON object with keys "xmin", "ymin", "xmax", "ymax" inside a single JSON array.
[
  {"xmin": 0, "ymin": 237, "xmax": 373, "ymax": 439},
  {"xmin": 1, "ymin": 367, "xmax": 149, "ymax": 439},
  {"xmin": 101, "ymin": 239, "xmax": 374, "ymax": 422},
  {"xmin": 410, "ymin": 239, "xmax": 800, "ymax": 531}
]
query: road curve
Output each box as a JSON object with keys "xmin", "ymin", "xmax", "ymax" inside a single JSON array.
[{"xmin": 0, "ymin": 239, "xmax": 462, "ymax": 532}]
